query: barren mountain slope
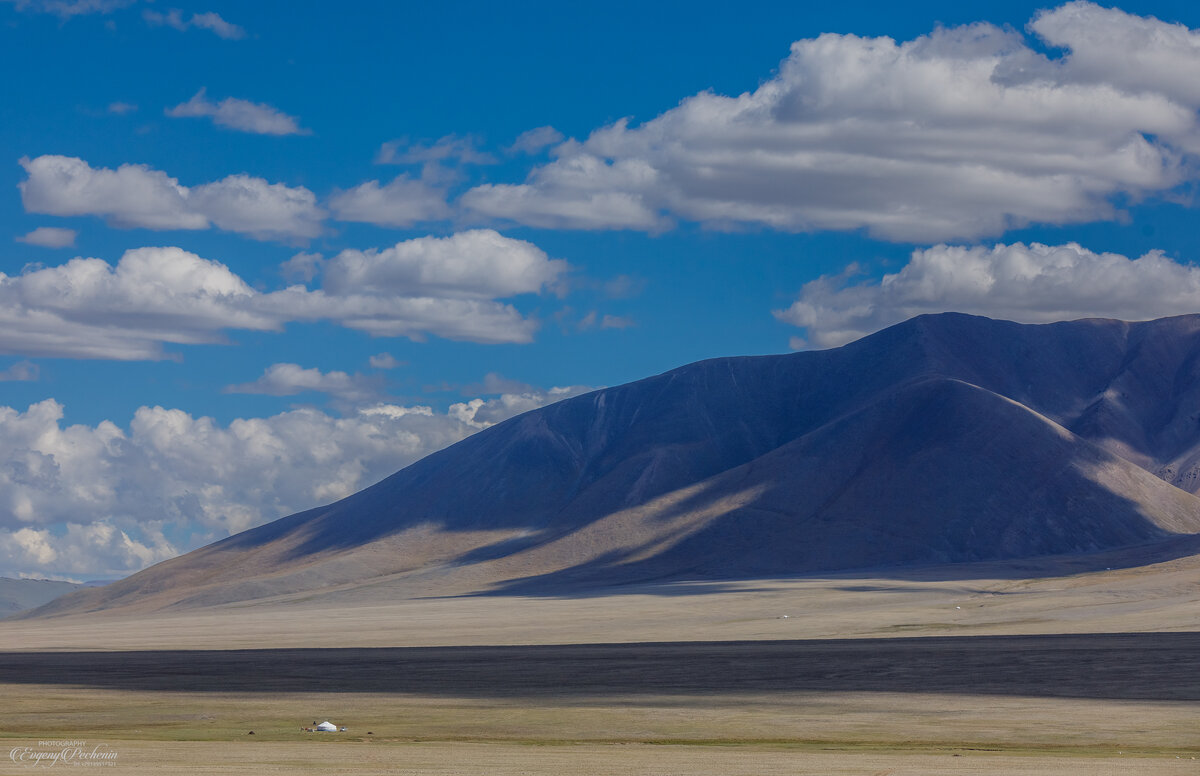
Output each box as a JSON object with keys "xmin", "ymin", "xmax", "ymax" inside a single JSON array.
[{"xmin": 30, "ymin": 313, "xmax": 1200, "ymax": 616}]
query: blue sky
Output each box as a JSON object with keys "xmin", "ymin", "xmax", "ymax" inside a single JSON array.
[{"xmin": 3, "ymin": 0, "xmax": 1200, "ymax": 579}]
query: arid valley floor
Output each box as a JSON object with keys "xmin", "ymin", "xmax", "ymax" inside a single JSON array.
[{"xmin": 3, "ymin": 556, "xmax": 1200, "ymax": 774}]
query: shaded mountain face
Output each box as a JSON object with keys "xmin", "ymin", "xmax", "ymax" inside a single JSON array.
[
  {"xmin": 33, "ymin": 313, "xmax": 1200, "ymax": 615},
  {"xmin": 0, "ymin": 578, "xmax": 81, "ymax": 617}
]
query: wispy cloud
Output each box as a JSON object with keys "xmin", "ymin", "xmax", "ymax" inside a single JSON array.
[
  {"xmin": 3, "ymin": 0, "xmax": 133, "ymax": 18},
  {"xmin": 376, "ymin": 134, "xmax": 496, "ymax": 166},
  {"xmin": 578, "ymin": 311, "xmax": 635, "ymax": 331},
  {"xmin": 461, "ymin": 372, "xmax": 535, "ymax": 396},
  {"xmin": 143, "ymin": 8, "xmax": 244, "ymax": 39},
  {"xmin": 166, "ymin": 88, "xmax": 306, "ymax": 135},
  {"xmin": 368, "ymin": 353, "xmax": 401, "ymax": 370},
  {"xmin": 16, "ymin": 226, "xmax": 76, "ymax": 248},
  {"xmin": 280, "ymin": 252, "xmax": 324, "ymax": 283},
  {"xmin": 225, "ymin": 363, "xmax": 384, "ymax": 404},
  {"xmin": 508, "ymin": 126, "xmax": 564, "ymax": 155},
  {"xmin": 0, "ymin": 361, "xmax": 38, "ymax": 382}
]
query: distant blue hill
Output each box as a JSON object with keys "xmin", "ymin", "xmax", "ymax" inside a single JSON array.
[{"xmin": 0, "ymin": 578, "xmax": 82, "ymax": 617}]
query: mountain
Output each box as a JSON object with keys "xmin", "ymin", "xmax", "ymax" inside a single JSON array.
[
  {"xmin": 0, "ymin": 578, "xmax": 82, "ymax": 617},
  {"xmin": 30, "ymin": 313, "xmax": 1200, "ymax": 616}
]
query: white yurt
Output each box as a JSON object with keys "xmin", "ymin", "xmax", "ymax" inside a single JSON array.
[{"xmin": 316, "ymin": 721, "xmax": 338, "ymax": 732}]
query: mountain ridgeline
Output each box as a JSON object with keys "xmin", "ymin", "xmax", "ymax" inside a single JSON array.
[{"xmin": 33, "ymin": 313, "xmax": 1200, "ymax": 615}]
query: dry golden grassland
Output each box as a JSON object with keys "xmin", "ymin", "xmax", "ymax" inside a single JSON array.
[
  {"xmin": 1, "ymin": 685, "xmax": 1198, "ymax": 775},
  {"xmin": 2, "ymin": 567, "xmax": 1200, "ymax": 774},
  {"xmin": 7, "ymin": 558, "xmax": 1200, "ymax": 651},
  {"xmin": 5, "ymin": 739, "xmax": 1200, "ymax": 776}
]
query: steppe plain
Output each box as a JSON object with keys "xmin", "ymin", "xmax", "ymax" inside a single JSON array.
[
  {"xmin": 8, "ymin": 315, "xmax": 1200, "ymax": 772},
  {"xmin": 3, "ymin": 550, "xmax": 1200, "ymax": 775}
]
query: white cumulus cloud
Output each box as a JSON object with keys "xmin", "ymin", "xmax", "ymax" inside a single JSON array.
[
  {"xmin": 323, "ymin": 229, "xmax": 566, "ymax": 300},
  {"xmin": 328, "ymin": 175, "xmax": 451, "ymax": 228},
  {"xmin": 0, "ymin": 383, "xmax": 592, "ymax": 577},
  {"xmin": 775, "ymin": 242, "xmax": 1200, "ymax": 348},
  {"xmin": 19, "ymin": 155, "xmax": 208, "ymax": 231},
  {"xmin": 188, "ymin": 174, "xmax": 324, "ymax": 240},
  {"xmin": 19, "ymin": 155, "xmax": 323, "ymax": 242},
  {"xmin": 0, "ymin": 232, "xmax": 562, "ymax": 359},
  {"xmin": 261, "ymin": 288, "xmax": 541, "ymax": 344},
  {"xmin": 0, "ymin": 246, "xmax": 272, "ymax": 360},
  {"xmin": 464, "ymin": 2, "xmax": 1200, "ymax": 241},
  {"xmin": 0, "ymin": 524, "xmax": 176, "ymax": 580},
  {"xmin": 1030, "ymin": 3, "xmax": 1200, "ymax": 108},
  {"xmin": 463, "ymin": 153, "xmax": 669, "ymax": 231}
]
